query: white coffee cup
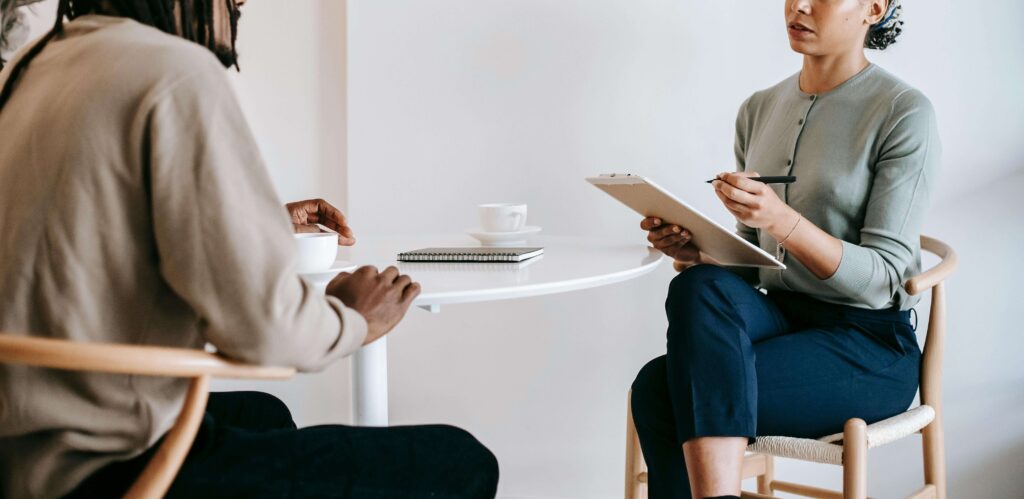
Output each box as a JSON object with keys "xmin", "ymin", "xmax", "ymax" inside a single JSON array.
[
  {"xmin": 479, "ymin": 203, "xmax": 528, "ymax": 233},
  {"xmin": 294, "ymin": 233, "xmax": 339, "ymax": 273}
]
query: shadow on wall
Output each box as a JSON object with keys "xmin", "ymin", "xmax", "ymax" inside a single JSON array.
[
  {"xmin": 950, "ymin": 430, "xmax": 1024, "ymax": 499},
  {"xmin": 921, "ymin": 168, "xmax": 1024, "ymax": 499}
]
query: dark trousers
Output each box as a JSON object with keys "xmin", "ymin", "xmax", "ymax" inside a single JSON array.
[
  {"xmin": 68, "ymin": 391, "xmax": 499, "ymax": 499},
  {"xmin": 630, "ymin": 265, "xmax": 920, "ymax": 499}
]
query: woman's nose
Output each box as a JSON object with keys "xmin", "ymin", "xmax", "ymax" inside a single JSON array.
[{"xmin": 791, "ymin": 0, "xmax": 811, "ymax": 15}]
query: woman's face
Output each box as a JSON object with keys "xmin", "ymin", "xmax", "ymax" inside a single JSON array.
[{"xmin": 785, "ymin": 0, "xmax": 887, "ymax": 56}]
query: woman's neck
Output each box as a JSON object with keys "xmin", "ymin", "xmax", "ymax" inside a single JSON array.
[{"xmin": 799, "ymin": 50, "xmax": 870, "ymax": 95}]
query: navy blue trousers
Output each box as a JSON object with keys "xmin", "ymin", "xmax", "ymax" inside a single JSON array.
[
  {"xmin": 67, "ymin": 392, "xmax": 499, "ymax": 498},
  {"xmin": 630, "ymin": 265, "xmax": 920, "ymax": 499}
]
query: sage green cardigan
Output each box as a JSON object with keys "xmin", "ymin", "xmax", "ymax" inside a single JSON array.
[{"xmin": 730, "ymin": 64, "xmax": 941, "ymax": 311}]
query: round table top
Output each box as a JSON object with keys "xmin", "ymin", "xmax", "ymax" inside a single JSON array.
[{"xmin": 337, "ymin": 235, "xmax": 664, "ymax": 310}]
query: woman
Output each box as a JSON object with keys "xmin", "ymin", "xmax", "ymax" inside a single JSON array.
[{"xmin": 630, "ymin": 0, "xmax": 939, "ymax": 497}]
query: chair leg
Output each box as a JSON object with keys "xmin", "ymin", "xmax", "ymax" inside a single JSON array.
[
  {"xmin": 921, "ymin": 417, "xmax": 946, "ymax": 499},
  {"xmin": 625, "ymin": 390, "xmax": 647, "ymax": 499},
  {"xmin": 842, "ymin": 418, "xmax": 868, "ymax": 499},
  {"xmin": 757, "ymin": 454, "xmax": 774, "ymax": 495},
  {"xmin": 920, "ymin": 281, "xmax": 948, "ymax": 499},
  {"xmin": 124, "ymin": 375, "xmax": 211, "ymax": 499}
]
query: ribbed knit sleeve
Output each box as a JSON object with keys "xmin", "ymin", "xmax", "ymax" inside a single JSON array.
[{"xmin": 820, "ymin": 89, "xmax": 941, "ymax": 307}]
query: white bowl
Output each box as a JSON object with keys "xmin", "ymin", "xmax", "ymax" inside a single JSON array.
[
  {"xmin": 294, "ymin": 233, "xmax": 339, "ymax": 273},
  {"xmin": 298, "ymin": 260, "xmax": 358, "ymax": 286}
]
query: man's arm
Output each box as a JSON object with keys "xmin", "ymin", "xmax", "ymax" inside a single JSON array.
[{"xmin": 143, "ymin": 60, "xmax": 366, "ymax": 371}]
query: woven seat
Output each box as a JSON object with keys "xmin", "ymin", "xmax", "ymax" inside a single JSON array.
[{"xmin": 747, "ymin": 405, "xmax": 936, "ymax": 465}]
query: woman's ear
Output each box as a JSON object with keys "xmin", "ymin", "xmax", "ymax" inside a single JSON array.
[{"xmin": 866, "ymin": 0, "xmax": 888, "ymax": 25}]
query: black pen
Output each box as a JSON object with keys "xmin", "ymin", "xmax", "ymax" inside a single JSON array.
[{"xmin": 706, "ymin": 175, "xmax": 796, "ymax": 184}]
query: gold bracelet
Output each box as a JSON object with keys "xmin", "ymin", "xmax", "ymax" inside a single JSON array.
[{"xmin": 776, "ymin": 214, "xmax": 802, "ymax": 261}]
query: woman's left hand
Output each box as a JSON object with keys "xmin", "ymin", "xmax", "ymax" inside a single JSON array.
[
  {"xmin": 285, "ymin": 198, "xmax": 356, "ymax": 246},
  {"xmin": 711, "ymin": 172, "xmax": 798, "ymax": 236}
]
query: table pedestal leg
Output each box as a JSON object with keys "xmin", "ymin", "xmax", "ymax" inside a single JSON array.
[{"xmin": 352, "ymin": 336, "xmax": 389, "ymax": 426}]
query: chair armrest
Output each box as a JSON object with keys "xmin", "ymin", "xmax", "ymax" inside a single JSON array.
[
  {"xmin": 0, "ymin": 334, "xmax": 295, "ymax": 380},
  {"xmin": 905, "ymin": 236, "xmax": 958, "ymax": 296}
]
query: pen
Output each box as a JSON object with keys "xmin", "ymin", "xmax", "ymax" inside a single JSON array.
[{"xmin": 706, "ymin": 175, "xmax": 797, "ymax": 184}]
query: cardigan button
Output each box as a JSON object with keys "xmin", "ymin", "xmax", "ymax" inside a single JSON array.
[
  {"xmin": 786, "ymin": 159, "xmax": 792, "ymax": 166},
  {"xmin": 798, "ymin": 119, "xmax": 804, "ymax": 125}
]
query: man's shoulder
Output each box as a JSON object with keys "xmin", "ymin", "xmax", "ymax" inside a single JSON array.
[{"xmin": 86, "ymin": 17, "xmax": 227, "ymax": 91}]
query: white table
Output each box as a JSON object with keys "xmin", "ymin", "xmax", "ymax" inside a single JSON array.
[{"xmin": 335, "ymin": 235, "xmax": 663, "ymax": 426}]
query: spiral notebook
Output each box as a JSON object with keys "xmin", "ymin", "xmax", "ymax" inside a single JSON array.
[{"xmin": 397, "ymin": 247, "xmax": 544, "ymax": 263}]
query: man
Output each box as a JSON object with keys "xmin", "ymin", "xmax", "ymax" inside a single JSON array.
[{"xmin": 0, "ymin": 0, "xmax": 499, "ymax": 497}]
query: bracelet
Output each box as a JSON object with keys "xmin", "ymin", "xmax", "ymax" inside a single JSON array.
[{"xmin": 775, "ymin": 214, "xmax": 802, "ymax": 261}]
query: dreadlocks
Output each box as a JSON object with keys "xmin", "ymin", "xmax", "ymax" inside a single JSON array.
[{"xmin": 0, "ymin": 0, "xmax": 239, "ymax": 112}]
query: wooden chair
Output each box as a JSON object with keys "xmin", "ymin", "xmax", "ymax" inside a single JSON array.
[
  {"xmin": 0, "ymin": 335, "xmax": 295, "ymax": 499},
  {"xmin": 624, "ymin": 235, "xmax": 958, "ymax": 499}
]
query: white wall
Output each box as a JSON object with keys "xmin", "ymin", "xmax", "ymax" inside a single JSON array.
[{"xmin": 20, "ymin": 1, "xmax": 1024, "ymax": 497}]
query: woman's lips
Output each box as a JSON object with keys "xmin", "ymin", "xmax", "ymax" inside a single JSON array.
[{"xmin": 788, "ymin": 22, "xmax": 815, "ymax": 39}]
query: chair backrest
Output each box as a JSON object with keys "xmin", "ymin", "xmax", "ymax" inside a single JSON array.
[
  {"xmin": 0, "ymin": 334, "xmax": 294, "ymax": 379},
  {"xmin": 0, "ymin": 335, "xmax": 294, "ymax": 499},
  {"xmin": 905, "ymin": 235, "xmax": 958, "ymax": 412}
]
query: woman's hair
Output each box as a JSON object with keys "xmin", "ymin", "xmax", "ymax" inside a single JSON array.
[
  {"xmin": 0, "ymin": 0, "xmax": 239, "ymax": 112},
  {"xmin": 865, "ymin": 0, "xmax": 903, "ymax": 50}
]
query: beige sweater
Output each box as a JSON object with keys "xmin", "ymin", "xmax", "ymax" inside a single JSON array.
[{"xmin": 0, "ymin": 15, "xmax": 366, "ymax": 498}]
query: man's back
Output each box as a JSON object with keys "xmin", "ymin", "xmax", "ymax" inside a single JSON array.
[{"xmin": 0, "ymin": 15, "xmax": 365, "ymax": 498}]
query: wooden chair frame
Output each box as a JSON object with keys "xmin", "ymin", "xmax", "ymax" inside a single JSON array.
[
  {"xmin": 0, "ymin": 335, "xmax": 295, "ymax": 499},
  {"xmin": 625, "ymin": 235, "xmax": 958, "ymax": 499}
]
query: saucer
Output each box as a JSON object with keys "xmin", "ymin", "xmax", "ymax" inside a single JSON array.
[
  {"xmin": 465, "ymin": 226, "xmax": 542, "ymax": 246},
  {"xmin": 298, "ymin": 260, "xmax": 358, "ymax": 285}
]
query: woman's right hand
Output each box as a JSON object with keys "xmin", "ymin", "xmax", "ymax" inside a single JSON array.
[{"xmin": 641, "ymin": 217, "xmax": 702, "ymax": 270}]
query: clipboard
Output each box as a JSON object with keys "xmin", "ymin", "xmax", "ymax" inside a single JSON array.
[{"xmin": 587, "ymin": 173, "xmax": 785, "ymax": 269}]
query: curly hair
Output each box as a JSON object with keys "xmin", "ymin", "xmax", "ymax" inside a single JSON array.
[{"xmin": 865, "ymin": 0, "xmax": 903, "ymax": 50}]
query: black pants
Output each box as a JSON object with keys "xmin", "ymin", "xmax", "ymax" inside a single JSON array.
[
  {"xmin": 68, "ymin": 391, "xmax": 499, "ymax": 498},
  {"xmin": 631, "ymin": 265, "xmax": 920, "ymax": 499}
]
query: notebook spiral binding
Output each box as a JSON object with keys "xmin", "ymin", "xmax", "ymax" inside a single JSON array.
[{"xmin": 396, "ymin": 247, "xmax": 543, "ymax": 263}]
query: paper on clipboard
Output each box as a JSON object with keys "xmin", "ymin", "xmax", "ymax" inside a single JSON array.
[{"xmin": 587, "ymin": 173, "xmax": 785, "ymax": 269}]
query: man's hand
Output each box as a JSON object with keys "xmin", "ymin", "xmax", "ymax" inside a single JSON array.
[
  {"xmin": 286, "ymin": 198, "xmax": 356, "ymax": 246},
  {"xmin": 326, "ymin": 266, "xmax": 420, "ymax": 346}
]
